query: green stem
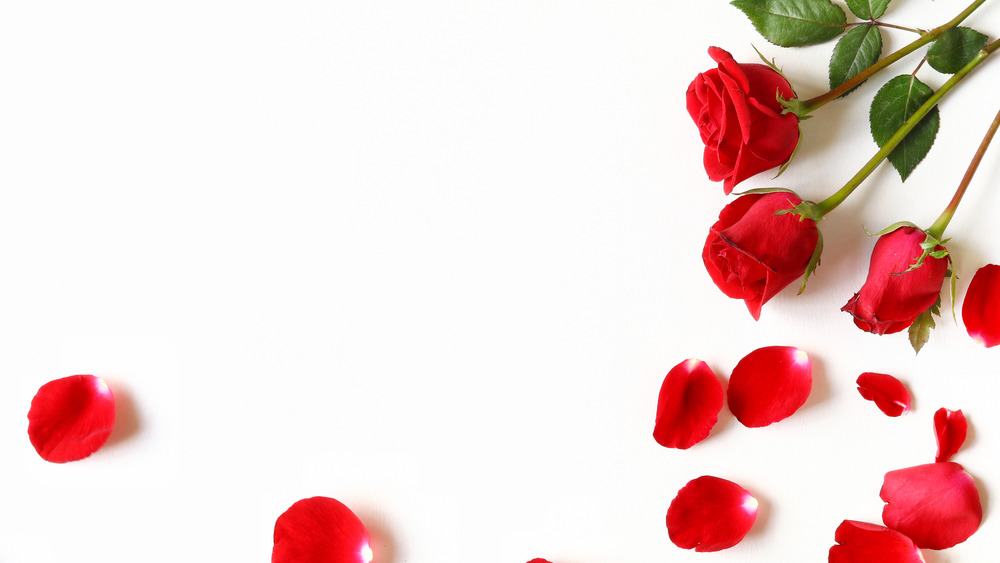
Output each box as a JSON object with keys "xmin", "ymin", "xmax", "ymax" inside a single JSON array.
[
  {"xmin": 797, "ymin": 0, "xmax": 988, "ymax": 114},
  {"xmin": 927, "ymin": 103, "xmax": 1000, "ymax": 239},
  {"xmin": 813, "ymin": 38, "xmax": 999, "ymax": 218}
]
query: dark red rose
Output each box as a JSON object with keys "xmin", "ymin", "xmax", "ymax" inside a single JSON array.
[
  {"xmin": 703, "ymin": 191, "xmax": 820, "ymax": 320},
  {"xmin": 842, "ymin": 226, "xmax": 948, "ymax": 335},
  {"xmin": 687, "ymin": 47, "xmax": 800, "ymax": 194}
]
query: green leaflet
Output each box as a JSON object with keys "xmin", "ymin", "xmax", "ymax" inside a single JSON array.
[
  {"xmin": 845, "ymin": 0, "xmax": 891, "ymax": 20},
  {"xmin": 829, "ymin": 24, "xmax": 883, "ymax": 96},
  {"xmin": 908, "ymin": 299, "xmax": 941, "ymax": 354},
  {"xmin": 869, "ymin": 75, "xmax": 940, "ymax": 181},
  {"xmin": 731, "ymin": 0, "xmax": 846, "ymax": 47},
  {"xmin": 927, "ymin": 27, "xmax": 988, "ymax": 74}
]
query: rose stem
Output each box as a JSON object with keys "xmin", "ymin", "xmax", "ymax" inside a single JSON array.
[
  {"xmin": 926, "ymin": 104, "xmax": 1000, "ymax": 240},
  {"xmin": 796, "ymin": 0, "xmax": 988, "ymax": 115},
  {"xmin": 811, "ymin": 38, "xmax": 1000, "ymax": 219}
]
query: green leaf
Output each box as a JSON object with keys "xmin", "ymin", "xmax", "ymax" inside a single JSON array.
[
  {"xmin": 908, "ymin": 298, "xmax": 941, "ymax": 354},
  {"xmin": 731, "ymin": 0, "xmax": 847, "ymax": 47},
  {"xmin": 829, "ymin": 25, "xmax": 882, "ymax": 96},
  {"xmin": 869, "ymin": 75, "xmax": 940, "ymax": 181},
  {"xmin": 845, "ymin": 0, "xmax": 891, "ymax": 19},
  {"xmin": 927, "ymin": 27, "xmax": 988, "ymax": 74}
]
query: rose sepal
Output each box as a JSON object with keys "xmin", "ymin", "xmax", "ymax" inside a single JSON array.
[
  {"xmin": 799, "ymin": 229, "xmax": 824, "ymax": 294},
  {"xmin": 779, "ymin": 94, "xmax": 813, "ymax": 120},
  {"xmin": 904, "ymin": 233, "xmax": 951, "ymax": 274},
  {"xmin": 865, "ymin": 221, "xmax": 920, "ymax": 237}
]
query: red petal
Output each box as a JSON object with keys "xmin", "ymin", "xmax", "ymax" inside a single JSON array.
[
  {"xmin": 526, "ymin": 560, "xmax": 552, "ymax": 563},
  {"xmin": 272, "ymin": 497, "xmax": 372, "ymax": 563},
  {"xmin": 27, "ymin": 374, "xmax": 115, "ymax": 463},
  {"xmin": 727, "ymin": 346, "xmax": 811, "ymax": 427},
  {"xmin": 962, "ymin": 264, "xmax": 1000, "ymax": 347},
  {"xmin": 856, "ymin": 372, "xmax": 911, "ymax": 417},
  {"xmin": 653, "ymin": 359, "xmax": 724, "ymax": 449},
  {"xmin": 666, "ymin": 475, "xmax": 758, "ymax": 552},
  {"xmin": 881, "ymin": 462, "xmax": 982, "ymax": 549},
  {"xmin": 828, "ymin": 520, "xmax": 924, "ymax": 563},
  {"xmin": 934, "ymin": 408, "xmax": 967, "ymax": 463}
]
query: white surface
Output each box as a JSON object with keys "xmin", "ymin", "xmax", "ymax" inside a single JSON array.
[{"xmin": 2, "ymin": 2, "xmax": 999, "ymax": 562}]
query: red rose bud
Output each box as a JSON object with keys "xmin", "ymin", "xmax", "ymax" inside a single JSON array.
[
  {"xmin": 703, "ymin": 192, "xmax": 820, "ymax": 320},
  {"xmin": 842, "ymin": 226, "xmax": 948, "ymax": 335},
  {"xmin": 687, "ymin": 47, "xmax": 799, "ymax": 194}
]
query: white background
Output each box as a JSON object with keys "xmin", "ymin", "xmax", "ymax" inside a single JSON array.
[{"xmin": 2, "ymin": 1, "xmax": 999, "ymax": 562}]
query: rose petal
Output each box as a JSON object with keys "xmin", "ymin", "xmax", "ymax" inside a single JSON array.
[
  {"xmin": 962, "ymin": 263, "xmax": 1000, "ymax": 347},
  {"xmin": 881, "ymin": 462, "xmax": 982, "ymax": 549},
  {"xmin": 666, "ymin": 475, "xmax": 758, "ymax": 552},
  {"xmin": 934, "ymin": 408, "xmax": 967, "ymax": 463},
  {"xmin": 727, "ymin": 346, "xmax": 812, "ymax": 427},
  {"xmin": 856, "ymin": 372, "xmax": 911, "ymax": 417},
  {"xmin": 653, "ymin": 359, "xmax": 723, "ymax": 449},
  {"xmin": 828, "ymin": 520, "xmax": 925, "ymax": 563},
  {"xmin": 27, "ymin": 374, "xmax": 115, "ymax": 463},
  {"xmin": 272, "ymin": 497, "xmax": 372, "ymax": 563},
  {"xmin": 526, "ymin": 560, "xmax": 552, "ymax": 563}
]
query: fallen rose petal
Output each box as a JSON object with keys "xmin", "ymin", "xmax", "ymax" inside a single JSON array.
[
  {"xmin": 934, "ymin": 408, "xmax": 967, "ymax": 463},
  {"xmin": 962, "ymin": 264, "xmax": 1000, "ymax": 347},
  {"xmin": 881, "ymin": 462, "xmax": 982, "ymax": 549},
  {"xmin": 727, "ymin": 346, "xmax": 811, "ymax": 427},
  {"xmin": 526, "ymin": 560, "xmax": 552, "ymax": 563},
  {"xmin": 666, "ymin": 475, "xmax": 757, "ymax": 552},
  {"xmin": 828, "ymin": 520, "xmax": 925, "ymax": 563},
  {"xmin": 653, "ymin": 359, "xmax": 723, "ymax": 449},
  {"xmin": 27, "ymin": 374, "xmax": 115, "ymax": 463},
  {"xmin": 272, "ymin": 497, "xmax": 372, "ymax": 563},
  {"xmin": 856, "ymin": 372, "xmax": 911, "ymax": 417}
]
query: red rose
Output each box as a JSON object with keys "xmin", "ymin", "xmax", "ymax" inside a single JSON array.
[
  {"xmin": 687, "ymin": 47, "xmax": 800, "ymax": 194},
  {"xmin": 842, "ymin": 226, "xmax": 948, "ymax": 335},
  {"xmin": 703, "ymin": 191, "xmax": 820, "ymax": 320}
]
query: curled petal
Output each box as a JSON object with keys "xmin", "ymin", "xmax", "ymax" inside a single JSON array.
[
  {"xmin": 934, "ymin": 408, "xmax": 967, "ymax": 463},
  {"xmin": 653, "ymin": 359, "xmax": 724, "ymax": 449},
  {"xmin": 856, "ymin": 372, "xmax": 911, "ymax": 417},
  {"xmin": 828, "ymin": 520, "xmax": 925, "ymax": 563},
  {"xmin": 666, "ymin": 475, "xmax": 758, "ymax": 552},
  {"xmin": 27, "ymin": 374, "xmax": 115, "ymax": 463},
  {"xmin": 962, "ymin": 264, "xmax": 1000, "ymax": 347},
  {"xmin": 727, "ymin": 346, "xmax": 812, "ymax": 427},
  {"xmin": 881, "ymin": 462, "xmax": 982, "ymax": 550},
  {"xmin": 272, "ymin": 497, "xmax": 372, "ymax": 563}
]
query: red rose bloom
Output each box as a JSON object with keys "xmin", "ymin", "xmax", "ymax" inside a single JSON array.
[
  {"xmin": 687, "ymin": 47, "xmax": 800, "ymax": 194},
  {"xmin": 842, "ymin": 226, "xmax": 948, "ymax": 335},
  {"xmin": 703, "ymin": 191, "xmax": 820, "ymax": 320}
]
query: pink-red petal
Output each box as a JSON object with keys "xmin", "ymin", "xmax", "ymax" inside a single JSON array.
[
  {"xmin": 666, "ymin": 475, "xmax": 758, "ymax": 552},
  {"xmin": 962, "ymin": 263, "xmax": 1000, "ymax": 347},
  {"xmin": 526, "ymin": 560, "xmax": 552, "ymax": 563},
  {"xmin": 727, "ymin": 346, "xmax": 812, "ymax": 427},
  {"xmin": 272, "ymin": 497, "xmax": 372, "ymax": 563},
  {"xmin": 881, "ymin": 462, "xmax": 982, "ymax": 550},
  {"xmin": 27, "ymin": 374, "xmax": 115, "ymax": 463},
  {"xmin": 856, "ymin": 372, "xmax": 911, "ymax": 417},
  {"xmin": 828, "ymin": 520, "xmax": 925, "ymax": 563},
  {"xmin": 653, "ymin": 359, "xmax": 724, "ymax": 449},
  {"xmin": 934, "ymin": 408, "xmax": 967, "ymax": 463}
]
